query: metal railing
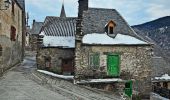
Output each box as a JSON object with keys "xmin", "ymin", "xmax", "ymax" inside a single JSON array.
[{"xmin": 152, "ymin": 85, "xmax": 170, "ymax": 99}]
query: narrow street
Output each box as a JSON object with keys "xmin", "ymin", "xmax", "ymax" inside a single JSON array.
[
  {"xmin": 0, "ymin": 52, "xmax": 122, "ymax": 100},
  {"xmin": 0, "ymin": 52, "xmax": 69, "ymax": 100}
]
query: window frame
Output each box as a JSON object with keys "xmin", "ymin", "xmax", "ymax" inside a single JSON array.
[
  {"xmin": 105, "ymin": 20, "xmax": 116, "ymax": 34},
  {"xmin": 89, "ymin": 53, "xmax": 100, "ymax": 69},
  {"xmin": 10, "ymin": 26, "xmax": 16, "ymax": 41}
]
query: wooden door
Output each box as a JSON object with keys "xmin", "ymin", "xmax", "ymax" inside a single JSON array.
[
  {"xmin": 62, "ymin": 59, "xmax": 74, "ymax": 75},
  {"xmin": 107, "ymin": 55, "xmax": 119, "ymax": 76}
]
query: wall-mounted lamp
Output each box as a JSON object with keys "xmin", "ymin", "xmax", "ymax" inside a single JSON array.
[{"xmin": 0, "ymin": 0, "xmax": 11, "ymax": 10}]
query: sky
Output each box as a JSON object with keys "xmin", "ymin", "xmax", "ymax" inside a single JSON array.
[{"xmin": 25, "ymin": 0, "xmax": 170, "ymax": 26}]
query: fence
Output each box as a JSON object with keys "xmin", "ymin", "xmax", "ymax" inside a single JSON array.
[{"xmin": 152, "ymin": 85, "xmax": 170, "ymax": 99}]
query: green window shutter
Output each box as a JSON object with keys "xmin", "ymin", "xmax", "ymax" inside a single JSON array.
[
  {"xmin": 93, "ymin": 53, "xmax": 99, "ymax": 69},
  {"xmin": 90, "ymin": 55, "xmax": 93, "ymax": 67},
  {"xmin": 89, "ymin": 53, "xmax": 100, "ymax": 69}
]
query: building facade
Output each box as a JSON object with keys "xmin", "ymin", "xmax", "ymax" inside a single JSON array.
[
  {"xmin": 0, "ymin": 0, "xmax": 25, "ymax": 76},
  {"xmin": 75, "ymin": 0, "xmax": 153, "ymax": 97},
  {"xmin": 37, "ymin": 4, "xmax": 76, "ymax": 75},
  {"xmin": 30, "ymin": 20, "xmax": 43, "ymax": 51}
]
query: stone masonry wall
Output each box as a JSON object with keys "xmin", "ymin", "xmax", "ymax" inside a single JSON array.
[
  {"xmin": 75, "ymin": 44, "xmax": 152, "ymax": 95},
  {"xmin": 37, "ymin": 48, "xmax": 74, "ymax": 74},
  {"xmin": 0, "ymin": 0, "xmax": 23, "ymax": 76},
  {"xmin": 0, "ymin": 35, "xmax": 22, "ymax": 76},
  {"xmin": 30, "ymin": 35, "xmax": 38, "ymax": 51}
]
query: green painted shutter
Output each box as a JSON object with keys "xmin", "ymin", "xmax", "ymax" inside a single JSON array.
[
  {"xmin": 94, "ymin": 53, "xmax": 99, "ymax": 69},
  {"xmin": 107, "ymin": 55, "xmax": 119, "ymax": 76},
  {"xmin": 89, "ymin": 53, "xmax": 100, "ymax": 69},
  {"xmin": 124, "ymin": 80, "xmax": 133, "ymax": 97}
]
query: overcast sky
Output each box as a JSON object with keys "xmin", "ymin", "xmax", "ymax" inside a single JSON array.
[{"xmin": 25, "ymin": 0, "xmax": 170, "ymax": 26}]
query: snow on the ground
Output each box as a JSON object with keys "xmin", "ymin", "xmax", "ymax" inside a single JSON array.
[
  {"xmin": 40, "ymin": 31, "xmax": 75, "ymax": 48},
  {"xmin": 37, "ymin": 70, "xmax": 74, "ymax": 80},
  {"xmin": 82, "ymin": 33, "xmax": 148, "ymax": 45},
  {"xmin": 76, "ymin": 78, "xmax": 123, "ymax": 84},
  {"xmin": 151, "ymin": 92, "xmax": 169, "ymax": 100},
  {"xmin": 155, "ymin": 74, "xmax": 170, "ymax": 80}
]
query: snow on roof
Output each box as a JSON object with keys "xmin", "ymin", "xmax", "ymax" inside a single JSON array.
[
  {"xmin": 39, "ymin": 31, "xmax": 45, "ymax": 36},
  {"xmin": 155, "ymin": 74, "xmax": 170, "ymax": 80},
  {"xmin": 37, "ymin": 70, "xmax": 74, "ymax": 80},
  {"xmin": 42, "ymin": 32, "xmax": 75, "ymax": 48},
  {"xmin": 82, "ymin": 33, "xmax": 148, "ymax": 45}
]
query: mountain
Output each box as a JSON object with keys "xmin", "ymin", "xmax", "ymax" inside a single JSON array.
[
  {"xmin": 132, "ymin": 16, "xmax": 170, "ymax": 77},
  {"xmin": 133, "ymin": 16, "xmax": 170, "ymax": 31}
]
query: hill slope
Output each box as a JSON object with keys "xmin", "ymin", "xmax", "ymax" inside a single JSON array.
[{"xmin": 132, "ymin": 16, "xmax": 170, "ymax": 76}]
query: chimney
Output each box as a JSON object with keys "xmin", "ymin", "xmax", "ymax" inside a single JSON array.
[{"xmin": 78, "ymin": 0, "xmax": 88, "ymax": 17}]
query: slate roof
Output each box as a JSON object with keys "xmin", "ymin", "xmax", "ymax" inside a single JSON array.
[
  {"xmin": 16, "ymin": 0, "xmax": 25, "ymax": 10},
  {"xmin": 82, "ymin": 8, "xmax": 145, "ymax": 41},
  {"xmin": 42, "ymin": 17, "xmax": 77, "ymax": 36},
  {"xmin": 31, "ymin": 22, "xmax": 43, "ymax": 35}
]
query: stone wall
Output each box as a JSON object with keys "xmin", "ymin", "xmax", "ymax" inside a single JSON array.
[
  {"xmin": 0, "ymin": 0, "xmax": 23, "ymax": 42},
  {"xmin": 29, "ymin": 34, "xmax": 38, "ymax": 51},
  {"xmin": 0, "ymin": 35, "xmax": 22, "ymax": 76},
  {"xmin": 0, "ymin": 0, "xmax": 23, "ymax": 76},
  {"xmin": 37, "ymin": 47, "xmax": 74, "ymax": 74},
  {"xmin": 75, "ymin": 44, "xmax": 152, "ymax": 95}
]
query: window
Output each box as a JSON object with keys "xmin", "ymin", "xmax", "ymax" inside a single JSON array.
[
  {"xmin": 10, "ymin": 26, "xmax": 16, "ymax": 41},
  {"xmin": 12, "ymin": 1, "xmax": 14, "ymax": 15},
  {"xmin": 89, "ymin": 53, "xmax": 100, "ymax": 69},
  {"xmin": 163, "ymin": 82, "xmax": 168, "ymax": 88},
  {"xmin": 0, "ymin": 45, "xmax": 2, "ymax": 56},
  {"xmin": 109, "ymin": 26, "xmax": 113, "ymax": 34},
  {"xmin": 105, "ymin": 20, "xmax": 116, "ymax": 34}
]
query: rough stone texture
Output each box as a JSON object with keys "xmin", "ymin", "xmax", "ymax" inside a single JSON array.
[
  {"xmin": 151, "ymin": 57, "xmax": 170, "ymax": 77},
  {"xmin": 75, "ymin": 44, "xmax": 152, "ymax": 95},
  {"xmin": 0, "ymin": 36, "xmax": 22, "ymax": 76},
  {"xmin": 29, "ymin": 34, "xmax": 38, "ymax": 51},
  {"xmin": 0, "ymin": 0, "xmax": 23, "ymax": 76},
  {"xmin": 37, "ymin": 48, "xmax": 74, "ymax": 74}
]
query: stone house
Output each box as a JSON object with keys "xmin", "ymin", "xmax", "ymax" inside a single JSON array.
[
  {"xmin": 75, "ymin": 0, "xmax": 153, "ymax": 97},
  {"xmin": 30, "ymin": 20, "xmax": 43, "ymax": 51},
  {"xmin": 37, "ymin": 4, "xmax": 76, "ymax": 75},
  {"xmin": 0, "ymin": 0, "xmax": 25, "ymax": 76},
  {"xmin": 152, "ymin": 74, "xmax": 170, "ymax": 99}
]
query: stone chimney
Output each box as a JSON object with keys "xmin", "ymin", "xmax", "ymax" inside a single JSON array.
[
  {"xmin": 76, "ymin": 0, "xmax": 88, "ymax": 38},
  {"xmin": 78, "ymin": 0, "xmax": 88, "ymax": 18}
]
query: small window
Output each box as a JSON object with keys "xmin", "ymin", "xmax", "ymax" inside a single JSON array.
[
  {"xmin": 163, "ymin": 82, "xmax": 168, "ymax": 88},
  {"xmin": 105, "ymin": 20, "xmax": 116, "ymax": 34},
  {"xmin": 89, "ymin": 53, "xmax": 100, "ymax": 69},
  {"xmin": 12, "ymin": 1, "xmax": 15, "ymax": 15},
  {"xmin": 109, "ymin": 26, "xmax": 113, "ymax": 34},
  {"xmin": 0, "ymin": 45, "xmax": 2, "ymax": 56},
  {"xmin": 10, "ymin": 26, "xmax": 16, "ymax": 41}
]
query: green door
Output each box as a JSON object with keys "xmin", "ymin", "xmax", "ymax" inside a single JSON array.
[
  {"xmin": 124, "ymin": 80, "xmax": 133, "ymax": 97},
  {"xmin": 107, "ymin": 55, "xmax": 119, "ymax": 76}
]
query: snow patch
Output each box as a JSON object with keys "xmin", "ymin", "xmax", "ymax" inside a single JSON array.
[
  {"xmin": 159, "ymin": 27, "xmax": 165, "ymax": 33},
  {"xmin": 42, "ymin": 35, "xmax": 75, "ymax": 48},
  {"xmin": 155, "ymin": 74, "xmax": 170, "ymax": 80},
  {"xmin": 76, "ymin": 78, "xmax": 123, "ymax": 84},
  {"xmin": 39, "ymin": 31, "xmax": 45, "ymax": 35},
  {"xmin": 151, "ymin": 93, "xmax": 169, "ymax": 100},
  {"xmin": 37, "ymin": 70, "xmax": 74, "ymax": 80},
  {"xmin": 82, "ymin": 33, "xmax": 148, "ymax": 45}
]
